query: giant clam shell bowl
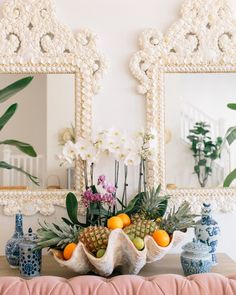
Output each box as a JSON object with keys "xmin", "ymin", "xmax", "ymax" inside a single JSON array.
[{"xmin": 51, "ymin": 229, "xmax": 186, "ymax": 276}]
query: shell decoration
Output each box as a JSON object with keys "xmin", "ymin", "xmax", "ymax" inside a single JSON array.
[{"xmin": 51, "ymin": 229, "xmax": 186, "ymax": 277}]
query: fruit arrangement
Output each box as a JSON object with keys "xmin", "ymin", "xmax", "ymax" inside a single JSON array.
[{"xmin": 36, "ymin": 177, "xmax": 197, "ymax": 276}]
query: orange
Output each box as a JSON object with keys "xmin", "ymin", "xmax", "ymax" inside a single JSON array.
[
  {"xmin": 107, "ymin": 216, "xmax": 124, "ymax": 230},
  {"xmin": 152, "ymin": 230, "xmax": 170, "ymax": 247},
  {"xmin": 63, "ymin": 243, "xmax": 77, "ymax": 260},
  {"xmin": 117, "ymin": 213, "xmax": 131, "ymax": 227}
]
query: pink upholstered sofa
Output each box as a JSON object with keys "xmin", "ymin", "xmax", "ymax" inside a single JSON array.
[{"xmin": 0, "ymin": 273, "xmax": 236, "ymax": 295}]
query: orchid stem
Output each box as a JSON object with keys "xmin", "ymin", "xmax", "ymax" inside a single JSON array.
[
  {"xmin": 121, "ymin": 165, "xmax": 128, "ymax": 209},
  {"xmin": 90, "ymin": 163, "xmax": 94, "ymax": 186},
  {"xmin": 138, "ymin": 159, "xmax": 143, "ymax": 194},
  {"xmin": 83, "ymin": 160, "xmax": 89, "ymax": 189},
  {"xmin": 143, "ymin": 159, "xmax": 147, "ymax": 194}
]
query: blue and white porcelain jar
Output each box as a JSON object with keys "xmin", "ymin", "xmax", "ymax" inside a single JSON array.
[
  {"xmin": 5, "ymin": 213, "xmax": 24, "ymax": 268},
  {"xmin": 195, "ymin": 203, "xmax": 220, "ymax": 265},
  {"xmin": 19, "ymin": 228, "xmax": 42, "ymax": 278},
  {"xmin": 181, "ymin": 238, "xmax": 213, "ymax": 276}
]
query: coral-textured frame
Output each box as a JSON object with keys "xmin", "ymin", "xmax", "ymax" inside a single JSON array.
[
  {"xmin": 130, "ymin": 0, "xmax": 236, "ymax": 212},
  {"xmin": 0, "ymin": 0, "xmax": 106, "ymax": 215}
]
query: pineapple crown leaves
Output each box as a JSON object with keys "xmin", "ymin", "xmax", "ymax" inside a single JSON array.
[
  {"xmin": 119, "ymin": 185, "xmax": 169, "ymax": 219},
  {"xmin": 161, "ymin": 201, "xmax": 199, "ymax": 234},
  {"xmin": 36, "ymin": 220, "xmax": 81, "ymax": 250},
  {"xmin": 141, "ymin": 185, "xmax": 170, "ymax": 219}
]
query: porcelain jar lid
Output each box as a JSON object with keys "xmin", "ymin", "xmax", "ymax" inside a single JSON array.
[
  {"xmin": 182, "ymin": 238, "xmax": 211, "ymax": 254},
  {"xmin": 19, "ymin": 228, "xmax": 37, "ymax": 247}
]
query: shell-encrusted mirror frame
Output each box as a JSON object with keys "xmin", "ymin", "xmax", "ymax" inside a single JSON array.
[
  {"xmin": 130, "ymin": 0, "xmax": 236, "ymax": 212},
  {"xmin": 0, "ymin": 0, "xmax": 106, "ymax": 215}
]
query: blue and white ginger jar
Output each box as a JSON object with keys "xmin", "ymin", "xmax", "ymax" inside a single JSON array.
[
  {"xmin": 195, "ymin": 203, "xmax": 220, "ymax": 265},
  {"xmin": 180, "ymin": 238, "xmax": 213, "ymax": 276},
  {"xmin": 19, "ymin": 228, "xmax": 42, "ymax": 278}
]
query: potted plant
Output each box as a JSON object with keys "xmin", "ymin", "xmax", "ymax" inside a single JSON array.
[{"xmin": 187, "ymin": 122, "xmax": 222, "ymax": 187}]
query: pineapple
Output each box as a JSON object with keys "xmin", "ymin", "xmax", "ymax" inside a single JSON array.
[
  {"xmin": 36, "ymin": 221, "xmax": 80, "ymax": 250},
  {"xmin": 127, "ymin": 186, "xmax": 169, "ymax": 222},
  {"xmin": 160, "ymin": 201, "xmax": 198, "ymax": 235},
  {"xmin": 124, "ymin": 220, "xmax": 158, "ymax": 239},
  {"xmin": 130, "ymin": 213, "xmax": 146, "ymax": 224},
  {"xmin": 140, "ymin": 186, "xmax": 169, "ymax": 220},
  {"xmin": 79, "ymin": 226, "xmax": 110, "ymax": 254}
]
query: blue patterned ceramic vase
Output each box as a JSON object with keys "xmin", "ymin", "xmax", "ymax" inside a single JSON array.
[
  {"xmin": 19, "ymin": 228, "xmax": 42, "ymax": 278},
  {"xmin": 180, "ymin": 238, "xmax": 213, "ymax": 276},
  {"xmin": 5, "ymin": 213, "xmax": 24, "ymax": 268},
  {"xmin": 195, "ymin": 203, "xmax": 220, "ymax": 265}
]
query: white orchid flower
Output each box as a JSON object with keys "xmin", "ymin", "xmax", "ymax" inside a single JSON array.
[
  {"xmin": 61, "ymin": 141, "xmax": 77, "ymax": 164},
  {"xmin": 75, "ymin": 138, "xmax": 92, "ymax": 159},
  {"xmin": 81, "ymin": 143, "xmax": 100, "ymax": 164}
]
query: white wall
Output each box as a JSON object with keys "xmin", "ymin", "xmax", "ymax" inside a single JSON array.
[{"xmin": 0, "ymin": 0, "xmax": 236, "ymax": 263}]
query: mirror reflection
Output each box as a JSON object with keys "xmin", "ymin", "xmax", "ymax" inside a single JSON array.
[
  {"xmin": 165, "ymin": 73, "xmax": 236, "ymax": 189},
  {"xmin": 0, "ymin": 74, "xmax": 75, "ymax": 190}
]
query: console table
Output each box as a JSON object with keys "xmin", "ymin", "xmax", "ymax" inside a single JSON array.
[{"xmin": 0, "ymin": 253, "xmax": 235, "ymax": 278}]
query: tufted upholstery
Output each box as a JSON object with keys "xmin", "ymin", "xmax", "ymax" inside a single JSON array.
[{"xmin": 0, "ymin": 273, "xmax": 236, "ymax": 295}]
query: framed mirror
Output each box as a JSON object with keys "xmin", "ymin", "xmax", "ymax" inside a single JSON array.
[
  {"xmin": 130, "ymin": 0, "xmax": 236, "ymax": 212},
  {"xmin": 0, "ymin": 0, "xmax": 106, "ymax": 215}
]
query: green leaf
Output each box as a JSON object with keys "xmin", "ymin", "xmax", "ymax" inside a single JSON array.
[
  {"xmin": 205, "ymin": 166, "xmax": 212, "ymax": 175},
  {"xmin": 0, "ymin": 77, "xmax": 33, "ymax": 103},
  {"xmin": 117, "ymin": 197, "xmax": 126, "ymax": 208},
  {"xmin": 227, "ymin": 103, "xmax": 236, "ymax": 110},
  {"xmin": 90, "ymin": 185, "xmax": 98, "ymax": 194},
  {"xmin": 66, "ymin": 193, "xmax": 79, "ymax": 225},
  {"xmin": 223, "ymin": 169, "xmax": 236, "ymax": 187},
  {"xmin": 216, "ymin": 137, "xmax": 223, "ymax": 146},
  {"xmin": 61, "ymin": 217, "xmax": 74, "ymax": 227},
  {"xmin": 120, "ymin": 192, "xmax": 145, "ymax": 215},
  {"xmin": 198, "ymin": 159, "xmax": 206, "ymax": 166},
  {"xmin": 0, "ymin": 103, "xmax": 17, "ymax": 131},
  {"xmin": 225, "ymin": 126, "xmax": 236, "ymax": 146},
  {"xmin": 155, "ymin": 199, "xmax": 168, "ymax": 218},
  {"xmin": 0, "ymin": 161, "xmax": 39, "ymax": 185},
  {"xmin": 194, "ymin": 165, "xmax": 200, "ymax": 174},
  {"xmin": 0, "ymin": 140, "xmax": 37, "ymax": 157}
]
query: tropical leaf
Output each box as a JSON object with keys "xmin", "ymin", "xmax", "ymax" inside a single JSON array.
[
  {"xmin": 223, "ymin": 169, "xmax": 236, "ymax": 187},
  {"xmin": 0, "ymin": 103, "xmax": 17, "ymax": 131},
  {"xmin": 0, "ymin": 161, "xmax": 39, "ymax": 185},
  {"xmin": 0, "ymin": 77, "xmax": 33, "ymax": 103},
  {"xmin": 66, "ymin": 193, "xmax": 86, "ymax": 227},
  {"xmin": 224, "ymin": 126, "xmax": 236, "ymax": 146},
  {"xmin": 227, "ymin": 103, "xmax": 236, "ymax": 110},
  {"xmin": 0, "ymin": 140, "xmax": 37, "ymax": 157},
  {"xmin": 119, "ymin": 192, "xmax": 145, "ymax": 215},
  {"xmin": 66, "ymin": 193, "xmax": 79, "ymax": 224}
]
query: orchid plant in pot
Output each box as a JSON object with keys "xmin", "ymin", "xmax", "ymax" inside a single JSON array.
[{"xmin": 57, "ymin": 128, "xmax": 160, "ymax": 227}]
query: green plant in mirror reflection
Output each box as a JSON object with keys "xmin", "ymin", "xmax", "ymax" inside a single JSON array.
[
  {"xmin": 222, "ymin": 103, "xmax": 236, "ymax": 187},
  {"xmin": 0, "ymin": 77, "xmax": 39, "ymax": 186},
  {"xmin": 187, "ymin": 122, "xmax": 222, "ymax": 188}
]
